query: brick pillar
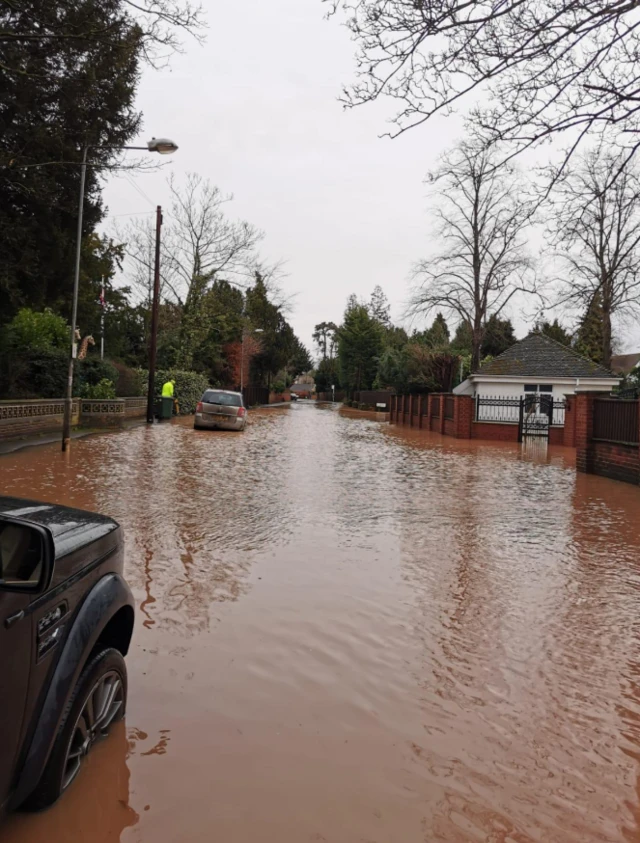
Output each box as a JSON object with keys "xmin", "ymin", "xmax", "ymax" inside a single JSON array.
[
  {"xmin": 575, "ymin": 392, "xmax": 596, "ymax": 474},
  {"xmin": 563, "ymin": 395, "xmax": 576, "ymax": 447},
  {"xmin": 438, "ymin": 394, "xmax": 445, "ymax": 434},
  {"xmin": 454, "ymin": 396, "xmax": 473, "ymax": 439},
  {"xmin": 409, "ymin": 394, "xmax": 413, "ymax": 427}
]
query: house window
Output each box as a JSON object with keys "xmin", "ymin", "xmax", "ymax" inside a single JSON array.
[{"xmin": 524, "ymin": 384, "xmax": 554, "ymax": 394}]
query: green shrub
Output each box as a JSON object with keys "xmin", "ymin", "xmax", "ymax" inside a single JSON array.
[
  {"xmin": 0, "ymin": 344, "xmax": 122, "ymax": 401},
  {"xmin": 271, "ymin": 381, "xmax": 286, "ymax": 394},
  {"xmin": 80, "ymin": 378, "xmax": 116, "ymax": 400},
  {"xmin": 6, "ymin": 308, "xmax": 69, "ymax": 352},
  {"xmin": 112, "ymin": 362, "xmax": 144, "ymax": 397},
  {"xmin": 75, "ymin": 358, "xmax": 118, "ymax": 395},
  {"xmin": 139, "ymin": 369, "xmax": 211, "ymax": 415},
  {"xmin": 0, "ymin": 348, "xmax": 69, "ymax": 398}
]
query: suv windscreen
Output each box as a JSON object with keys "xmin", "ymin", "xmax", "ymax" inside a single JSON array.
[{"xmin": 202, "ymin": 391, "xmax": 242, "ymax": 407}]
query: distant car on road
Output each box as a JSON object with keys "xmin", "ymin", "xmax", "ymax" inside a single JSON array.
[
  {"xmin": 290, "ymin": 393, "xmax": 299, "ymax": 401},
  {"xmin": 0, "ymin": 497, "xmax": 134, "ymax": 816},
  {"xmin": 194, "ymin": 389, "xmax": 247, "ymax": 432}
]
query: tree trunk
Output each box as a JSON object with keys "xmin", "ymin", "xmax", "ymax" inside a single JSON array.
[
  {"xmin": 602, "ymin": 275, "xmax": 613, "ymax": 370},
  {"xmin": 601, "ymin": 305, "xmax": 612, "ymax": 369},
  {"xmin": 471, "ymin": 322, "xmax": 483, "ymax": 372}
]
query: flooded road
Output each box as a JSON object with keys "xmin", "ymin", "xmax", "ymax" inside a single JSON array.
[{"xmin": 3, "ymin": 404, "xmax": 640, "ymax": 842}]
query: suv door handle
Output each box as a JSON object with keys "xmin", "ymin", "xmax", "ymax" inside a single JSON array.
[{"xmin": 5, "ymin": 609, "xmax": 25, "ymax": 629}]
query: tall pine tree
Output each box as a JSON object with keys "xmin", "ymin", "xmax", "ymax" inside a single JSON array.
[
  {"xmin": 0, "ymin": 0, "xmax": 143, "ymax": 322},
  {"xmin": 574, "ymin": 293, "xmax": 605, "ymax": 364}
]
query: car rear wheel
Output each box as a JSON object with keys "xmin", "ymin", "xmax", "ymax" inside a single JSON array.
[{"xmin": 22, "ymin": 648, "xmax": 127, "ymax": 811}]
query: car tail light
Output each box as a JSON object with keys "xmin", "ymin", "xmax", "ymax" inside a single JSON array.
[
  {"xmin": 196, "ymin": 402, "xmax": 203, "ymax": 413},
  {"xmin": 238, "ymin": 407, "xmax": 246, "ymax": 418}
]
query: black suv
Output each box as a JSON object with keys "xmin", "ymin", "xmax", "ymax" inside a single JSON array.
[{"xmin": 0, "ymin": 496, "xmax": 134, "ymax": 815}]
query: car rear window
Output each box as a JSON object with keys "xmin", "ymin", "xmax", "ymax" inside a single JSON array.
[{"xmin": 202, "ymin": 391, "xmax": 242, "ymax": 407}]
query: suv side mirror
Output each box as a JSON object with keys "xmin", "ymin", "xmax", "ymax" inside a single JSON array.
[{"xmin": 0, "ymin": 517, "xmax": 54, "ymax": 594}]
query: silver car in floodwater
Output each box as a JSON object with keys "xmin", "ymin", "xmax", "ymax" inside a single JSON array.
[{"xmin": 194, "ymin": 389, "xmax": 247, "ymax": 432}]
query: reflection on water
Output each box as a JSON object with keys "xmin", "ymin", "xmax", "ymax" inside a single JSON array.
[
  {"xmin": 3, "ymin": 723, "xmax": 138, "ymax": 843},
  {"xmin": 2, "ymin": 408, "xmax": 640, "ymax": 842}
]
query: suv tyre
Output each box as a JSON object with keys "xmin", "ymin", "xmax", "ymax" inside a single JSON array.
[{"xmin": 22, "ymin": 648, "xmax": 127, "ymax": 811}]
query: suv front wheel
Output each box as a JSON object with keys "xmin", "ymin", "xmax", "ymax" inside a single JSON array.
[{"xmin": 23, "ymin": 647, "xmax": 127, "ymax": 810}]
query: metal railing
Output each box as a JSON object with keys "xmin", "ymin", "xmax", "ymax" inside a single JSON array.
[
  {"xmin": 431, "ymin": 397, "xmax": 440, "ymax": 418},
  {"xmin": 475, "ymin": 395, "xmax": 521, "ymax": 423},
  {"xmin": 475, "ymin": 395, "xmax": 566, "ymax": 426},
  {"xmin": 593, "ymin": 398, "xmax": 639, "ymax": 444},
  {"xmin": 444, "ymin": 396, "xmax": 455, "ymax": 420}
]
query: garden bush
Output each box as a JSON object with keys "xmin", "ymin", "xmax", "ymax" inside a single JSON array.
[
  {"xmin": 0, "ymin": 348, "xmax": 68, "ymax": 398},
  {"xmin": 5, "ymin": 308, "xmax": 68, "ymax": 352},
  {"xmin": 0, "ymin": 348, "xmax": 121, "ymax": 400},
  {"xmin": 80, "ymin": 378, "xmax": 116, "ymax": 399},
  {"xmin": 139, "ymin": 369, "xmax": 211, "ymax": 415},
  {"xmin": 112, "ymin": 362, "xmax": 144, "ymax": 397},
  {"xmin": 76, "ymin": 358, "xmax": 118, "ymax": 395}
]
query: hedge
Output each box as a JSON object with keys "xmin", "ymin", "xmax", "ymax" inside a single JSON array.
[
  {"xmin": 139, "ymin": 369, "xmax": 211, "ymax": 415},
  {"xmin": 0, "ymin": 348, "xmax": 119, "ymax": 400}
]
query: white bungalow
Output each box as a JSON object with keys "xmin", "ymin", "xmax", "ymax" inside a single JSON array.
[{"xmin": 454, "ymin": 333, "xmax": 620, "ymax": 400}]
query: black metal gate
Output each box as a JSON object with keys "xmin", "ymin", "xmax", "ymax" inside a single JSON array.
[{"xmin": 518, "ymin": 395, "xmax": 565, "ymax": 442}]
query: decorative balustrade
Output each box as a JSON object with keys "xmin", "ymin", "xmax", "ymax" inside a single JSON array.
[
  {"xmin": 0, "ymin": 396, "xmax": 146, "ymax": 439},
  {"xmin": 0, "ymin": 399, "xmax": 79, "ymax": 420}
]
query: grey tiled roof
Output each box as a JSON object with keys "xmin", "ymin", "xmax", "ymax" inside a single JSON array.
[
  {"xmin": 611, "ymin": 352, "xmax": 640, "ymax": 374},
  {"xmin": 474, "ymin": 334, "xmax": 615, "ymax": 379}
]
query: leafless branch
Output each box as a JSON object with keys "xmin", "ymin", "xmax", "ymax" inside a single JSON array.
[
  {"xmin": 410, "ymin": 135, "xmax": 536, "ymax": 368},
  {"xmin": 545, "ymin": 141, "xmax": 640, "ymax": 367},
  {"xmin": 327, "ymin": 0, "xmax": 640, "ymax": 171}
]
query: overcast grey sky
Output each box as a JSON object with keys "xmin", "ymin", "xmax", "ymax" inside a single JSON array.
[
  {"xmin": 102, "ymin": 0, "xmax": 638, "ymax": 356},
  {"xmin": 102, "ymin": 0, "xmax": 466, "ymax": 356}
]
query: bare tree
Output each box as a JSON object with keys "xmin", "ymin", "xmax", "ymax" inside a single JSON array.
[
  {"xmin": 123, "ymin": 172, "xmax": 262, "ymax": 368},
  {"xmin": 548, "ymin": 145, "xmax": 640, "ymax": 368},
  {"xmin": 327, "ymin": 0, "xmax": 640, "ymax": 172},
  {"xmin": 411, "ymin": 138, "xmax": 534, "ymax": 370}
]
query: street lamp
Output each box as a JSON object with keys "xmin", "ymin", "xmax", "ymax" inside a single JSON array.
[
  {"xmin": 62, "ymin": 138, "xmax": 178, "ymax": 451},
  {"xmin": 240, "ymin": 327, "xmax": 264, "ymax": 394}
]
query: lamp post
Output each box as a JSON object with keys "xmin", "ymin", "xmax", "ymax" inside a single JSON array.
[{"xmin": 62, "ymin": 138, "xmax": 178, "ymax": 451}]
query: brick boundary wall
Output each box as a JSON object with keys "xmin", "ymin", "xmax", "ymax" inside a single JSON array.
[
  {"xmin": 0, "ymin": 399, "xmax": 80, "ymax": 440},
  {"xmin": 0, "ymin": 397, "xmax": 146, "ymax": 441},
  {"xmin": 390, "ymin": 393, "xmax": 573, "ymax": 447},
  {"xmin": 575, "ymin": 392, "xmax": 640, "ymax": 486},
  {"xmin": 592, "ymin": 441, "xmax": 640, "ymax": 486},
  {"xmin": 471, "ymin": 421, "xmax": 520, "ymax": 441},
  {"xmin": 563, "ymin": 395, "xmax": 577, "ymax": 447}
]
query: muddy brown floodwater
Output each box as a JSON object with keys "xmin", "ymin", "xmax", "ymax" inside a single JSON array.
[{"xmin": 3, "ymin": 405, "xmax": 640, "ymax": 842}]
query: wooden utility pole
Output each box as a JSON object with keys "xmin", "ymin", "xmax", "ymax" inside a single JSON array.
[{"xmin": 146, "ymin": 206, "xmax": 162, "ymax": 424}]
